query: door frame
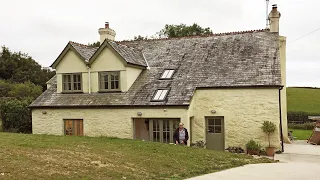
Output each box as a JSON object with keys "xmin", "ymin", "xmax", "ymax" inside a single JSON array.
[{"xmin": 205, "ymin": 116, "xmax": 225, "ymax": 150}]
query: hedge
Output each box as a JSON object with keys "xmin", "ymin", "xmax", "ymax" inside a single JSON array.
[
  {"xmin": 0, "ymin": 99, "xmax": 32, "ymax": 133},
  {"xmin": 288, "ymin": 122, "xmax": 314, "ymax": 130}
]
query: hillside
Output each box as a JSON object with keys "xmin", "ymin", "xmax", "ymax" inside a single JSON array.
[
  {"xmin": 287, "ymin": 87, "xmax": 320, "ymax": 114},
  {"xmin": 0, "ymin": 133, "xmax": 272, "ymax": 180}
]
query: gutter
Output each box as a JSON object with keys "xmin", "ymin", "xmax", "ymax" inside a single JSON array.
[{"xmin": 279, "ymin": 86, "xmax": 284, "ymax": 152}]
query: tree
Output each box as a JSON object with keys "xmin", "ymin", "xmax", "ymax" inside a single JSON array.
[
  {"xmin": 158, "ymin": 23, "xmax": 213, "ymax": 38},
  {"xmin": 134, "ymin": 35, "xmax": 148, "ymax": 41},
  {"xmin": 88, "ymin": 41, "xmax": 100, "ymax": 47},
  {"xmin": 0, "ymin": 46, "xmax": 55, "ymax": 91},
  {"xmin": 8, "ymin": 81, "xmax": 42, "ymax": 100}
]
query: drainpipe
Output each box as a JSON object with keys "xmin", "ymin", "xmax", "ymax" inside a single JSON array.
[
  {"xmin": 87, "ymin": 65, "xmax": 91, "ymax": 94},
  {"xmin": 279, "ymin": 87, "xmax": 284, "ymax": 152}
]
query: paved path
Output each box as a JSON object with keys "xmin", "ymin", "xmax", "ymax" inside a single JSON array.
[{"xmin": 187, "ymin": 141, "xmax": 320, "ymax": 180}]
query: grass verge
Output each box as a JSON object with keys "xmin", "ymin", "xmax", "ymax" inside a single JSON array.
[
  {"xmin": 0, "ymin": 133, "xmax": 273, "ymax": 180},
  {"xmin": 289, "ymin": 128, "xmax": 312, "ymax": 140}
]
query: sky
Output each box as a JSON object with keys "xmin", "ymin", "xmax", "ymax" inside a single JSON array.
[{"xmin": 0, "ymin": 0, "xmax": 319, "ymax": 87}]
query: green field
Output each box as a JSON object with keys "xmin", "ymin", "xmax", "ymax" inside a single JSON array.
[
  {"xmin": 289, "ymin": 128, "xmax": 312, "ymax": 140},
  {"xmin": 0, "ymin": 133, "xmax": 273, "ymax": 180},
  {"xmin": 287, "ymin": 87, "xmax": 320, "ymax": 114}
]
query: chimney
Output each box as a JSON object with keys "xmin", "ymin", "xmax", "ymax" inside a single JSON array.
[
  {"xmin": 98, "ymin": 22, "xmax": 116, "ymax": 43},
  {"xmin": 268, "ymin": 4, "xmax": 281, "ymax": 33}
]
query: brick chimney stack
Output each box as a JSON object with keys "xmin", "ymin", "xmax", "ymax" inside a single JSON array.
[
  {"xmin": 268, "ymin": 4, "xmax": 281, "ymax": 33},
  {"xmin": 98, "ymin": 22, "xmax": 116, "ymax": 43}
]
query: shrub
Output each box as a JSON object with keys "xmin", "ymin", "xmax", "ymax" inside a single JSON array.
[
  {"xmin": 261, "ymin": 121, "xmax": 276, "ymax": 147},
  {"xmin": 288, "ymin": 122, "xmax": 314, "ymax": 130},
  {"xmin": 0, "ymin": 99, "xmax": 32, "ymax": 133},
  {"xmin": 191, "ymin": 140, "xmax": 206, "ymax": 148},
  {"xmin": 246, "ymin": 140, "xmax": 261, "ymax": 151},
  {"xmin": 225, "ymin": 147, "xmax": 244, "ymax": 153}
]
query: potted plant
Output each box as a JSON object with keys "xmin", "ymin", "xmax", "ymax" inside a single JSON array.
[
  {"xmin": 246, "ymin": 139, "xmax": 261, "ymax": 155},
  {"xmin": 261, "ymin": 121, "xmax": 277, "ymax": 156}
]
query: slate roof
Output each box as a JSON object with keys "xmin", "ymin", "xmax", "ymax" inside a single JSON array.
[
  {"xmin": 30, "ymin": 29, "xmax": 282, "ymax": 108},
  {"xmin": 107, "ymin": 41, "xmax": 147, "ymax": 67},
  {"xmin": 69, "ymin": 41, "xmax": 98, "ymax": 61}
]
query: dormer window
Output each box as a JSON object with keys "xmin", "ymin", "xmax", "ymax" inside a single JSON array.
[
  {"xmin": 99, "ymin": 71, "xmax": 120, "ymax": 91},
  {"xmin": 160, "ymin": 69, "xmax": 175, "ymax": 79},
  {"xmin": 152, "ymin": 89, "xmax": 169, "ymax": 101}
]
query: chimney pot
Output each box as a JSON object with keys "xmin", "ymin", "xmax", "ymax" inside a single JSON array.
[{"xmin": 105, "ymin": 22, "xmax": 109, "ymax": 28}]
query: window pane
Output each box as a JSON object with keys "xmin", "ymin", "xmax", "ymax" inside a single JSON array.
[
  {"xmin": 208, "ymin": 126, "xmax": 214, "ymax": 133},
  {"xmin": 166, "ymin": 70, "xmax": 174, "ymax": 78},
  {"xmin": 215, "ymin": 126, "xmax": 222, "ymax": 133},
  {"xmin": 159, "ymin": 90, "xmax": 168, "ymax": 100},
  {"xmin": 214, "ymin": 119, "xmax": 221, "ymax": 125},
  {"xmin": 161, "ymin": 70, "xmax": 170, "ymax": 79},
  {"xmin": 161, "ymin": 70, "xmax": 175, "ymax": 79},
  {"xmin": 208, "ymin": 119, "xmax": 214, "ymax": 125},
  {"xmin": 153, "ymin": 90, "xmax": 163, "ymax": 100}
]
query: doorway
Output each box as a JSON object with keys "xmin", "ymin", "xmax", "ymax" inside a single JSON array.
[
  {"xmin": 134, "ymin": 118, "xmax": 180, "ymax": 143},
  {"xmin": 206, "ymin": 117, "xmax": 225, "ymax": 150},
  {"xmin": 64, "ymin": 119, "xmax": 83, "ymax": 136}
]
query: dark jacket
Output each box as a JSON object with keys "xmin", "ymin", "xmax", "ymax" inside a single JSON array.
[{"xmin": 173, "ymin": 128, "xmax": 189, "ymax": 144}]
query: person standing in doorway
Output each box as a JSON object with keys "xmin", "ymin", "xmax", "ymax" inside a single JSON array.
[{"xmin": 174, "ymin": 123, "xmax": 189, "ymax": 145}]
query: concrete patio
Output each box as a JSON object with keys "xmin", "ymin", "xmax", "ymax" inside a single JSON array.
[{"xmin": 187, "ymin": 141, "xmax": 320, "ymax": 180}]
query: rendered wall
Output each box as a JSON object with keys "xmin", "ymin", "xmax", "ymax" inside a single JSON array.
[
  {"xmin": 280, "ymin": 36, "xmax": 289, "ymax": 142},
  {"xmin": 189, "ymin": 88, "xmax": 281, "ymax": 149},
  {"xmin": 32, "ymin": 108, "xmax": 188, "ymax": 138}
]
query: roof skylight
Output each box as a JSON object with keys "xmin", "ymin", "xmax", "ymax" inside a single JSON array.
[
  {"xmin": 160, "ymin": 70, "xmax": 175, "ymax": 79},
  {"xmin": 152, "ymin": 89, "xmax": 169, "ymax": 101}
]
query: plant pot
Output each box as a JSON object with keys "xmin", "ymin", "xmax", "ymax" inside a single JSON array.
[
  {"xmin": 266, "ymin": 147, "xmax": 275, "ymax": 156},
  {"xmin": 247, "ymin": 149, "xmax": 260, "ymax": 155}
]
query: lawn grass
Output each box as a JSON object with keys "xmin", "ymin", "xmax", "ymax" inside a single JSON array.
[
  {"xmin": 289, "ymin": 128, "xmax": 313, "ymax": 140},
  {"xmin": 287, "ymin": 87, "xmax": 320, "ymax": 114},
  {"xmin": 0, "ymin": 133, "xmax": 273, "ymax": 180}
]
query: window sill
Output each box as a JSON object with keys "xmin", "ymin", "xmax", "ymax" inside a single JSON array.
[
  {"xmin": 61, "ymin": 91, "xmax": 84, "ymax": 94},
  {"xmin": 98, "ymin": 90, "xmax": 122, "ymax": 93}
]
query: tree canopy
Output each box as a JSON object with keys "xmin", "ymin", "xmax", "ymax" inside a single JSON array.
[
  {"xmin": 0, "ymin": 46, "xmax": 55, "ymax": 91},
  {"xmin": 158, "ymin": 23, "xmax": 213, "ymax": 38}
]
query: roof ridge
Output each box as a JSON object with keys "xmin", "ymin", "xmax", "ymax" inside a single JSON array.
[
  {"xmin": 118, "ymin": 28, "xmax": 269, "ymax": 43},
  {"xmin": 69, "ymin": 41, "xmax": 97, "ymax": 49}
]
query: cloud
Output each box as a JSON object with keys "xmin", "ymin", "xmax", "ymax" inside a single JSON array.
[{"xmin": 0, "ymin": 0, "xmax": 319, "ymax": 86}]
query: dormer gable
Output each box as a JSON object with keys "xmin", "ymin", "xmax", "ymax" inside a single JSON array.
[
  {"xmin": 89, "ymin": 39, "xmax": 148, "ymax": 68},
  {"xmin": 51, "ymin": 42, "xmax": 98, "ymax": 70}
]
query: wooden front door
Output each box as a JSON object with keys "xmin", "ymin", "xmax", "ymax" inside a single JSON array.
[
  {"xmin": 64, "ymin": 120, "xmax": 83, "ymax": 136},
  {"xmin": 206, "ymin": 117, "xmax": 224, "ymax": 150}
]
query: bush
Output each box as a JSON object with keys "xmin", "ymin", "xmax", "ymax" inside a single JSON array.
[
  {"xmin": 191, "ymin": 140, "xmax": 206, "ymax": 148},
  {"xmin": 0, "ymin": 99, "xmax": 32, "ymax": 133},
  {"xmin": 246, "ymin": 140, "xmax": 261, "ymax": 151},
  {"xmin": 287, "ymin": 111, "xmax": 309, "ymax": 124},
  {"xmin": 288, "ymin": 122, "xmax": 314, "ymax": 130}
]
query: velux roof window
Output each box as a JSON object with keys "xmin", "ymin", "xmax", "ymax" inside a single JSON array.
[
  {"xmin": 152, "ymin": 89, "xmax": 169, "ymax": 101},
  {"xmin": 160, "ymin": 69, "xmax": 175, "ymax": 79}
]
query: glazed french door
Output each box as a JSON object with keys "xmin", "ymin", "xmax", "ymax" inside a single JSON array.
[{"xmin": 148, "ymin": 119, "xmax": 180, "ymax": 143}]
